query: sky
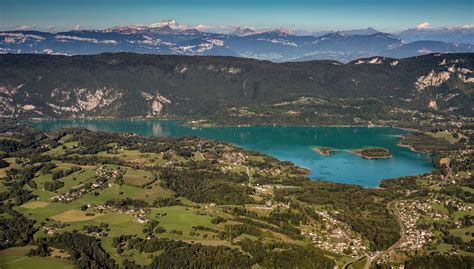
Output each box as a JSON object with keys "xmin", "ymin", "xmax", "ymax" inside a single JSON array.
[{"xmin": 1, "ymin": 0, "xmax": 473, "ymax": 32}]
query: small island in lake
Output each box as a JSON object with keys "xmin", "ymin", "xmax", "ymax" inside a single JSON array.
[
  {"xmin": 313, "ymin": 146, "xmax": 336, "ymax": 156},
  {"xmin": 347, "ymin": 147, "xmax": 392, "ymax": 159}
]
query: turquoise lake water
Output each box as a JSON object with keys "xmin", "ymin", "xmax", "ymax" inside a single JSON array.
[{"xmin": 30, "ymin": 119, "xmax": 433, "ymax": 187}]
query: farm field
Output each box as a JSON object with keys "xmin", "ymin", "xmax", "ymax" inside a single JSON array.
[{"xmin": 0, "ymin": 247, "xmax": 74, "ymax": 269}]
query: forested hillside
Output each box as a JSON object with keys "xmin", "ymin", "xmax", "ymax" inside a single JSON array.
[{"xmin": 1, "ymin": 53, "xmax": 473, "ymax": 127}]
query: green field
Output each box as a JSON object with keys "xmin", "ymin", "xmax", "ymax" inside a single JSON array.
[
  {"xmin": 425, "ymin": 132, "xmax": 461, "ymax": 144},
  {"xmin": 449, "ymin": 226, "xmax": 474, "ymax": 242},
  {"xmin": 0, "ymin": 247, "xmax": 74, "ymax": 269},
  {"xmin": 1, "ymin": 122, "xmax": 472, "ymax": 268},
  {"xmin": 148, "ymin": 206, "xmax": 218, "ymax": 240},
  {"xmin": 122, "ymin": 167, "xmax": 156, "ymax": 187}
]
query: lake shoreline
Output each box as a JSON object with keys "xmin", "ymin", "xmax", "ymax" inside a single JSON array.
[
  {"xmin": 27, "ymin": 117, "xmax": 421, "ymax": 132},
  {"xmin": 312, "ymin": 147, "xmax": 336, "ymax": 156},
  {"xmin": 30, "ymin": 119, "xmax": 433, "ymax": 188}
]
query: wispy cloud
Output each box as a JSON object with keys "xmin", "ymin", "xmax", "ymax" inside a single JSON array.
[
  {"xmin": 416, "ymin": 22, "xmax": 432, "ymax": 30},
  {"xmin": 146, "ymin": 19, "xmax": 240, "ymax": 34},
  {"xmin": 194, "ymin": 24, "xmax": 238, "ymax": 34},
  {"xmin": 15, "ymin": 24, "xmax": 36, "ymax": 30}
]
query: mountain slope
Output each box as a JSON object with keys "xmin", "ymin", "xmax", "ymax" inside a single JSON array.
[{"xmin": 0, "ymin": 53, "xmax": 473, "ymax": 127}]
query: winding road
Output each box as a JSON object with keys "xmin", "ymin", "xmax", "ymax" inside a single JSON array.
[{"xmin": 362, "ymin": 201, "xmax": 406, "ymax": 269}]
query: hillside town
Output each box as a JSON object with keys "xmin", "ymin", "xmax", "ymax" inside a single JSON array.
[{"xmin": 50, "ymin": 166, "xmax": 120, "ymax": 203}]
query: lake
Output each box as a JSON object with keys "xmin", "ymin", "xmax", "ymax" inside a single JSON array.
[{"xmin": 30, "ymin": 119, "xmax": 433, "ymax": 187}]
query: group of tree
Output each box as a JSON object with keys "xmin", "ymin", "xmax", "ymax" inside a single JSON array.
[
  {"xmin": 30, "ymin": 232, "xmax": 117, "ymax": 269},
  {"xmin": 159, "ymin": 167, "xmax": 255, "ymax": 205}
]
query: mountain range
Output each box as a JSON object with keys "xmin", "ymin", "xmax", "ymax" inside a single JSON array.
[
  {"xmin": 1, "ymin": 20, "xmax": 473, "ymax": 62},
  {"xmin": 398, "ymin": 26, "xmax": 474, "ymax": 45},
  {"xmin": 1, "ymin": 52, "xmax": 472, "ymax": 127}
]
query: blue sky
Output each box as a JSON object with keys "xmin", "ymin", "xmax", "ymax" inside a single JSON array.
[{"xmin": 1, "ymin": 0, "xmax": 473, "ymax": 32}]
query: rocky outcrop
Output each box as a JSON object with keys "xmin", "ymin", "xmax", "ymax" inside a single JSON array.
[
  {"xmin": 47, "ymin": 87, "xmax": 123, "ymax": 115},
  {"xmin": 415, "ymin": 59, "xmax": 473, "ymax": 91},
  {"xmin": 415, "ymin": 70, "xmax": 451, "ymax": 91}
]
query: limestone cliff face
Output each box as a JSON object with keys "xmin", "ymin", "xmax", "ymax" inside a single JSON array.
[
  {"xmin": 47, "ymin": 87, "xmax": 123, "ymax": 113},
  {"xmin": 415, "ymin": 70, "xmax": 451, "ymax": 91},
  {"xmin": 149, "ymin": 93, "xmax": 171, "ymax": 117},
  {"xmin": 415, "ymin": 58, "xmax": 473, "ymax": 91}
]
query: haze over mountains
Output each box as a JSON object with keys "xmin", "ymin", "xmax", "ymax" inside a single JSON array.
[{"xmin": 1, "ymin": 20, "xmax": 473, "ymax": 62}]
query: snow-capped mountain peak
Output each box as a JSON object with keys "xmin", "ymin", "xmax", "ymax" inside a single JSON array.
[
  {"xmin": 1, "ymin": 22, "xmax": 473, "ymax": 63},
  {"xmin": 230, "ymin": 27, "xmax": 256, "ymax": 36}
]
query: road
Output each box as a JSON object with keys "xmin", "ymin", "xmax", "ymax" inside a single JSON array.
[
  {"xmin": 363, "ymin": 201, "xmax": 406, "ymax": 269},
  {"xmin": 299, "ymin": 203, "xmax": 352, "ymax": 242},
  {"xmin": 299, "ymin": 201, "xmax": 406, "ymax": 269},
  {"xmin": 343, "ymin": 255, "xmax": 366, "ymax": 269}
]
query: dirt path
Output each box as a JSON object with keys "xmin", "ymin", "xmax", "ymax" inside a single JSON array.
[{"xmin": 0, "ymin": 256, "xmax": 28, "ymax": 266}]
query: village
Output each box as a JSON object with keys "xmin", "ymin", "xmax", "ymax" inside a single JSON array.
[
  {"xmin": 50, "ymin": 166, "xmax": 121, "ymax": 203},
  {"xmin": 307, "ymin": 210, "xmax": 367, "ymax": 257},
  {"xmin": 395, "ymin": 200, "xmax": 436, "ymax": 252},
  {"xmin": 89, "ymin": 203, "xmax": 150, "ymax": 224}
]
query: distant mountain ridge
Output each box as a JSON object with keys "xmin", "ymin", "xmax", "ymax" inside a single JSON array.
[
  {"xmin": 1, "ymin": 22, "xmax": 473, "ymax": 62},
  {"xmin": 399, "ymin": 26, "xmax": 474, "ymax": 44},
  {"xmin": 1, "ymin": 52, "xmax": 472, "ymax": 128}
]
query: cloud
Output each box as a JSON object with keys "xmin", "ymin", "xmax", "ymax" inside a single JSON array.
[
  {"xmin": 416, "ymin": 22, "xmax": 432, "ymax": 30},
  {"xmin": 194, "ymin": 24, "xmax": 213, "ymax": 31},
  {"xmin": 194, "ymin": 24, "xmax": 241, "ymax": 34},
  {"xmin": 147, "ymin": 19, "xmax": 238, "ymax": 34},
  {"xmin": 148, "ymin": 19, "xmax": 194, "ymax": 31},
  {"xmin": 74, "ymin": 24, "xmax": 81, "ymax": 31},
  {"xmin": 15, "ymin": 24, "xmax": 36, "ymax": 30}
]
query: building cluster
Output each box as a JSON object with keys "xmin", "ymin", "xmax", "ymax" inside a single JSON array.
[
  {"xmin": 96, "ymin": 165, "xmax": 122, "ymax": 179},
  {"xmin": 253, "ymin": 184, "xmax": 273, "ymax": 195},
  {"xmin": 42, "ymin": 222, "xmax": 67, "ymax": 235},
  {"xmin": 219, "ymin": 152, "xmax": 247, "ymax": 165},
  {"xmin": 90, "ymin": 204, "xmax": 150, "ymax": 224},
  {"xmin": 444, "ymin": 199, "xmax": 472, "ymax": 212},
  {"xmin": 51, "ymin": 179, "xmax": 107, "ymax": 203},
  {"xmin": 397, "ymin": 200, "xmax": 435, "ymax": 251},
  {"xmin": 302, "ymin": 210, "xmax": 367, "ymax": 257},
  {"xmin": 251, "ymin": 184, "xmax": 299, "ymax": 195},
  {"xmin": 51, "ymin": 166, "xmax": 118, "ymax": 203},
  {"xmin": 254, "ymin": 200, "xmax": 291, "ymax": 210}
]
